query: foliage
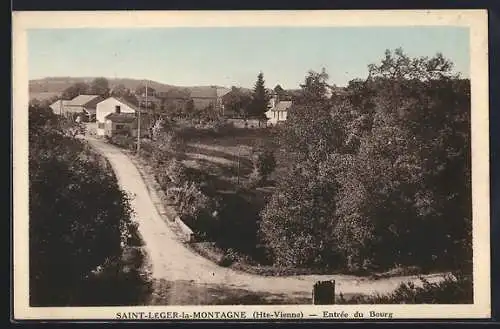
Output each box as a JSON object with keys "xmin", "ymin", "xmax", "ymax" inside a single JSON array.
[
  {"xmin": 248, "ymin": 147, "xmax": 276, "ymax": 187},
  {"xmin": 184, "ymin": 99, "xmax": 195, "ymax": 118},
  {"xmin": 108, "ymin": 134, "xmax": 136, "ymax": 150},
  {"xmin": 223, "ymin": 87, "xmax": 253, "ymax": 117},
  {"xmin": 62, "ymin": 82, "xmax": 90, "ymax": 100},
  {"xmin": 29, "ymin": 104, "xmax": 145, "ymax": 306},
  {"xmin": 248, "ymin": 72, "xmax": 271, "ymax": 119},
  {"xmin": 89, "ymin": 77, "xmax": 110, "ymax": 97},
  {"xmin": 260, "ymin": 49, "xmax": 472, "ymax": 273},
  {"xmin": 259, "ymin": 160, "xmax": 340, "ymax": 268},
  {"xmin": 296, "ymin": 68, "xmax": 330, "ymax": 104},
  {"xmin": 338, "ymin": 272, "xmax": 473, "ymax": 304},
  {"xmin": 111, "ymin": 84, "xmax": 139, "ymax": 106}
]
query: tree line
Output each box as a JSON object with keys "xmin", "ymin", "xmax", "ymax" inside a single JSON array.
[
  {"xmin": 259, "ymin": 48, "xmax": 472, "ymax": 274},
  {"xmin": 29, "ymin": 107, "xmax": 151, "ymax": 306}
]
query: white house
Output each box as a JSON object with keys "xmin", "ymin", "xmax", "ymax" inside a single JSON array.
[
  {"xmin": 96, "ymin": 97, "xmax": 139, "ymax": 136},
  {"xmin": 265, "ymin": 98, "xmax": 293, "ymax": 126}
]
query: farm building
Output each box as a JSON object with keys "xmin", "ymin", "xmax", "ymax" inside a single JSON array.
[
  {"xmin": 48, "ymin": 95, "xmax": 103, "ymax": 121},
  {"xmin": 96, "ymin": 96, "xmax": 150, "ymax": 136},
  {"xmin": 49, "ymin": 99, "xmax": 71, "ymax": 116},
  {"xmin": 63, "ymin": 95, "xmax": 104, "ymax": 121}
]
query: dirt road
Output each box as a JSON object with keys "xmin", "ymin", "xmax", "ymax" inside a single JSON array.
[{"xmin": 87, "ymin": 138, "xmax": 448, "ymax": 303}]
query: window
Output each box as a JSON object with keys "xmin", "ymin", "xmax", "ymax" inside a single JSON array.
[
  {"xmin": 115, "ymin": 105, "xmax": 121, "ymax": 113},
  {"xmin": 116, "ymin": 124, "xmax": 124, "ymax": 129},
  {"xmin": 98, "ymin": 122, "xmax": 105, "ymax": 129}
]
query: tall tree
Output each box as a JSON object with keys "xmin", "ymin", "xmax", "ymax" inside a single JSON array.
[
  {"xmin": 297, "ymin": 68, "xmax": 330, "ymax": 104},
  {"xmin": 223, "ymin": 86, "xmax": 252, "ymax": 118},
  {"xmin": 89, "ymin": 77, "xmax": 110, "ymax": 97},
  {"xmin": 273, "ymin": 84, "xmax": 286, "ymax": 100},
  {"xmin": 249, "ymin": 72, "xmax": 270, "ymax": 119},
  {"xmin": 62, "ymin": 82, "xmax": 90, "ymax": 100}
]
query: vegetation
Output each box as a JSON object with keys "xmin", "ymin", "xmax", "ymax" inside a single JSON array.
[
  {"xmin": 103, "ymin": 49, "xmax": 471, "ymax": 286},
  {"xmin": 248, "ymin": 72, "xmax": 271, "ymax": 119},
  {"xmin": 260, "ymin": 48, "xmax": 472, "ymax": 274},
  {"xmin": 29, "ymin": 105, "xmax": 151, "ymax": 306},
  {"xmin": 62, "ymin": 81, "xmax": 91, "ymax": 99},
  {"xmin": 338, "ymin": 273, "xmax": 473, "ymax": 304}
]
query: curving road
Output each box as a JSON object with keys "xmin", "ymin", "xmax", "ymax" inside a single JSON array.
[{"xmin": 87, "ymin": 137, "xmax": 448, "ymax": 303}]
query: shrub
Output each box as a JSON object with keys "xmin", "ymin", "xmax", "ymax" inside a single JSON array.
[
  {"xmin": 166, "ymin": 158, "xmax": 188, "ymax": 185},
  {"xmin": 248, "ymin": 148, "xmax": 276, "ymax": 187},
  {"xmin": 109, "ymin": 134, "xmax": 135, "ymax": 149},
  {"xmin": 29, "ymin": 105, "xmax": 146, "ymax": 306},
  {"xmin": 338, "ymin": 272, "xmax": 473, "ymax": 304}
]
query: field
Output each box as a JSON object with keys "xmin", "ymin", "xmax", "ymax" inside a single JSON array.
[{"xmin": 180, "ymin": 127, "xmax": 281, "ymax": 200}]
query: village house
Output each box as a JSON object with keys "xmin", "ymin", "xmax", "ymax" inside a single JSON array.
[
  {"xmin": 65, "ymin": 95, "xmax": 104, "ymax": 121},
  {"xmin": 49, "ymin": 99, "xmax": 70, "ymax": 116},
  {"xmin": 96, "ymin": 96, "xmax": 150, "ymax": 137},
  {"xmin": 49, "ymin": 94, "xmax": 103, "ymax": 121},
  {"xmin": 103, "ymin": 112, "xmax": 150, "ymax": 138},
  {"xmin": 155, "ymin": 88, "xmax": 191, "ymax": 114},
  {"xmin": 265, "ymin": 92, "xmax": 293, "ymax": 126}
]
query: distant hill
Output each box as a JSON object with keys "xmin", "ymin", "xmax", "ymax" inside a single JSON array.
[{"xmin": 29, "ymin": 77, "xmax": 228, "ymax": 101}]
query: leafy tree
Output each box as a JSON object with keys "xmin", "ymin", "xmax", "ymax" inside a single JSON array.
[
  {"xmin": 273, "ymin": 84, "xmax": 285, "ymax": 98},
  {"xmin": 223, "ymin": 87, "xmax": 252, "ymax": 118},
  {"xmin": 29, "ymin": 105, "xmax": 143, "ymax": 305},
  {"xmin": 110, "ymin": 84, "xmax": 128, "ymax": 97},
  {"xmin": 261, "ymin": 49, "xmax": 471, "ymax": 273},
  {"xmin": 296, "ymin": 68, "xmax": 330, "ymax": 104},
  {"xmin": 62, "ymin": 82, "xmax": 90, "ymax": 100},
  {"xmin": 89, "ymin": 77, "xmax": 110, "ymax": 97},
  {"xmin": 248, "ymin": 72, "xmax": 270, "ymax": 119},
  {"xmin": 259, "ymin": 160, "xmax": 340, "ymax": 267}
]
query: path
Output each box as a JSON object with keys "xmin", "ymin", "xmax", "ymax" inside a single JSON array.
[{"xmin": 86, "ymin": 137, "xmax": 448, "ymax": 303}]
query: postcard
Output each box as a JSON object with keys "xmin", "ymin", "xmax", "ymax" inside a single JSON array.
[{"xmin": 12, "ymin": 9, "xmax": 490, "ymax": 320}]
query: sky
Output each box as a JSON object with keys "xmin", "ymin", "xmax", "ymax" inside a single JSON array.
[{"xmin": 28, "ymin": 27, "xmax": 469, "ymax": 89}]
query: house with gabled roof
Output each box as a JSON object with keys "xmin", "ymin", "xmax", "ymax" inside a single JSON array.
[
  {"xmin": 96, "ymin": 96, "xmax": 150, "ymax": 137},
  {"xmin": 64, "ymin": 94, "xmax": 104, "ymax": 121},
  {"xmin": 265, "ymin": 91, "xmax": 293, "ymax": 126},
  {"xmin": 49, "ymin": 99, "xmax": 71, "ymax": 116}
]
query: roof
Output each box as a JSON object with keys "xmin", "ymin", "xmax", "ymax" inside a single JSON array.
[
  {"xmin": 67, "ymin": 94, "xmax": 102, "ymax": 107},
  {"xmin": 269, "ymin": 101, "xmax": 293, "ymax": 112},
  {"xmin": 104, "ymin": 96, "xmax": 140, "ymax": 112},
  {"xmin": 49, "ymin": 99, "xmax": 70, "ymax": 112},
  {"xmin": 104, "ymin": 113, "xmax": 137, "ymax": 123}
]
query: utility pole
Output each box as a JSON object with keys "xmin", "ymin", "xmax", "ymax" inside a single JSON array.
[{"xmin": 137, "ymin": 79, "xmax": 149, "ymax": 154}]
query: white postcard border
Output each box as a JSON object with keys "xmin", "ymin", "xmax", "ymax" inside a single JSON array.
[{"xmin": 12, "ymin": 9, "xmax": 490, "ymax": 320}]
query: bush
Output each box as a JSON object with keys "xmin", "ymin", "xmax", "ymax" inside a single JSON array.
[
  {"xmin": 109, "ymin": 134, "xmax": 135, "ymax": 150},
  {"xmin": 166, "ymin": 158, "xmax": 188, "ymax": 185},
  {"xmin": 338, "ymin": 272, "xmax": 473, "ymax": 304},
  {"xmin": 29, "ymin": 105, "xmax": 147, "ymax": 306},
  {"xmin": 247, "ymin": 148, "xmax": 276, "ymax": 187}
]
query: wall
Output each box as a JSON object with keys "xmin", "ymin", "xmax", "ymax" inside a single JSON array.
[
  {"xmin": 96, "ymin": 98, "xmax": 137, "ymax": 135},
  {"xmin": 265, "ymin": 110, "xmax": 287, "ymax": 125}
]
